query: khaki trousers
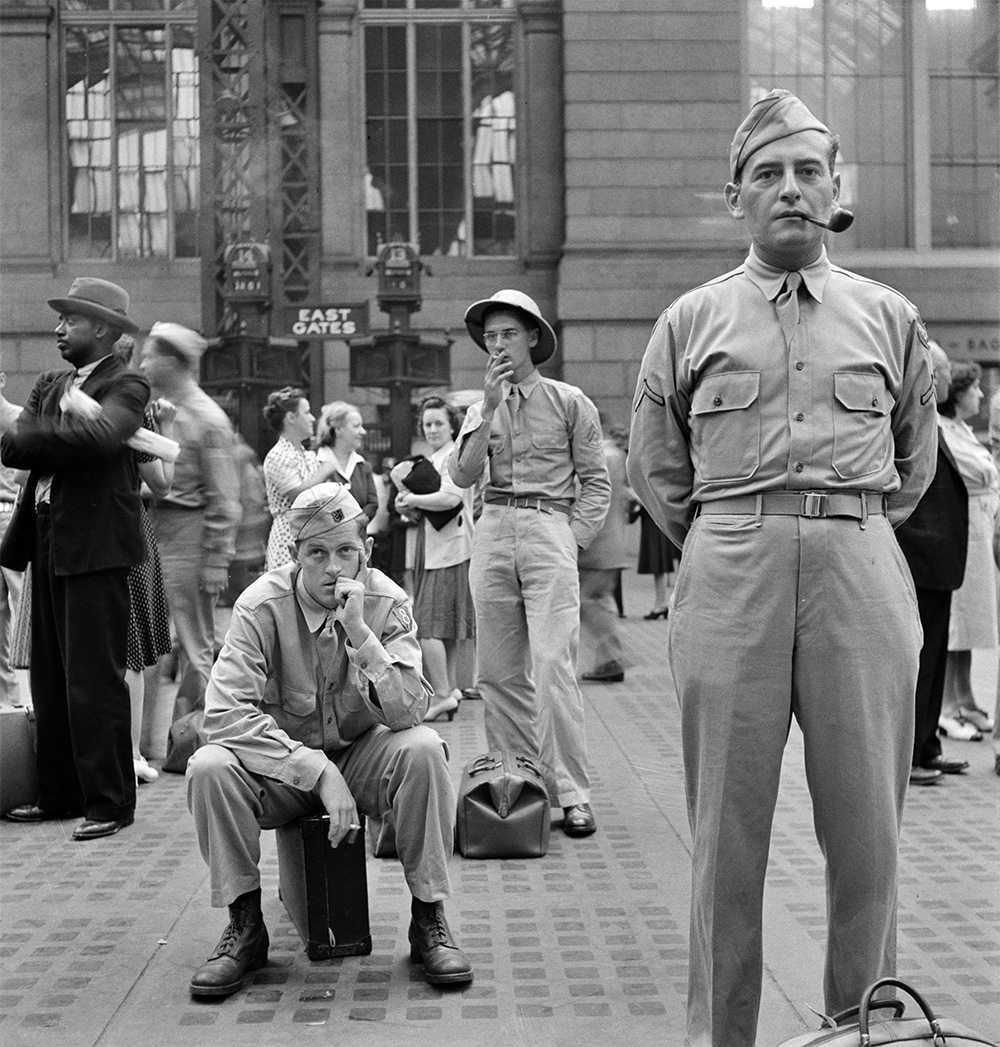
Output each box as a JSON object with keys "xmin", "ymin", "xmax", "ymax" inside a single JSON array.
[
  {"xmin": 187, "ymin": 725, "xmax": 455, "ymax": 908},
  {"xmin": 469, "ymin": 505, "xmax": 590, "ymax": 808},
  {"xmin": 669, "ymin": 513, "xmax": 921, "ymax": 1047}
]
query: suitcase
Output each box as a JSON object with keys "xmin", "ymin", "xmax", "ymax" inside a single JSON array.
[
  {"xmin": 275, "ymin": 813, "xmax": 373, "ymax": 960},
  {"xmin": 776, "ymin": 977, "xmax": 999, "ymax": 1047},
  {"xmin": 456, "ymin": 750, "xmax": 550, "ymax": 859},
  {"xmin": 0, "ymin": 705, "xmax": 39, "ymax": 814}
]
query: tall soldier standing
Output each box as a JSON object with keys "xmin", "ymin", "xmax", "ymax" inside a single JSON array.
[{"xmin": 627, "ymin": 91, "xmax": 937, "ymax": 1047}]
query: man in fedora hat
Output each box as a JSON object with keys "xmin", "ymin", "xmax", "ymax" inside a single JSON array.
[
  {"xmin": 449, "ymin": 290, "xmax": 610, "ymax": 838},
  {"xmin": 1, "ymin": 277, "xmax": 149, "ymax": 839},
  {"xmin": 627, "ymin": 90, "xmax": 936, "ymax": 1045}
]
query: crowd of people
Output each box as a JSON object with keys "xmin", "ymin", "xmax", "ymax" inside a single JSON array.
[{"xmin": 1, "ymin": 88, "xmax": 998, "ymax": 1047}]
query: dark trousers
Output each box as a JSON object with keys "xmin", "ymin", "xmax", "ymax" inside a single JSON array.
[
  {"xmin": 30, "ymin": 506, "xmax": 135, "ymax": 821},
  {"xmin": 913, "ymin": 586, "xmax": 951, "ymax": 767}
]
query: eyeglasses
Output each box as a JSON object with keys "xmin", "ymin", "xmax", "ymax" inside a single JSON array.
[{"xmin": 483, "ymin": 328, "xmax": 523, "ymax": 346}]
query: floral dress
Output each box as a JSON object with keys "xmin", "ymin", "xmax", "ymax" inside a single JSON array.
[{"xmin": 263, "ymin": 435, "xmax": 319, "ymax": 570}]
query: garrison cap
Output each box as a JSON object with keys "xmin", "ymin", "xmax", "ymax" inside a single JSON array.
[{"xmin": 730, "ymin": 89, "xmax": 831, "ymax": 181}]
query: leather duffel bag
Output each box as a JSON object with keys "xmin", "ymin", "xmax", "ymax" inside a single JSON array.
[
  {"xmin": 456, "ymin": 750, "xmax": 550, "ymax": 859},
  {"xmin": 777, "ymin": 977, "xmax": 998, "ymax": 1047}
]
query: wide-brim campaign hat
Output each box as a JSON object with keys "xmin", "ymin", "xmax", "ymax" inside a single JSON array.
[
  {"xmin": 48, "ymin": 277, "xmax": 139, "ymax": 334},
  {"xmin": 464, "ymin": 289, "xmax": 557, "ymax": 366}
]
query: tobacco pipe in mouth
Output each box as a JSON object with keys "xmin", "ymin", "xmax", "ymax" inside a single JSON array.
[{"xmin": 795, "ymin": 207, "xmax": 855, "ymax": 232}]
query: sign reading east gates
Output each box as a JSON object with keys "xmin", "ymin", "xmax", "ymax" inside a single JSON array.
[{"xmin": 284, "ymin": 303, "xmax": 370, "ymax": 339}]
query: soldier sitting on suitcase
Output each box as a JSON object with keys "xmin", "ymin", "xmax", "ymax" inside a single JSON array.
[{"xmin": 186, "ymin": 483, "xmax": 472, "ymax": 997}]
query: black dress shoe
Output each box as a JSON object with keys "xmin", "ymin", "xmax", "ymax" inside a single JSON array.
[
  {"xmin": 923, "ymin": 755, "xmax": 969, "ymax": 774},
  {"xmin": 190, "ymin": 889, "xmax": 269, "ymax": 997},
  {"xmin": 4, "ymin": 803, "xmax": 84, "ymax": 822},
  {"xmin": 409, "ymin": 899, "xmax": 473, "ymax": 985},
  {"xmin": 562, "ymin": 803, "xmax": 597, "ymax": 836},
  {"xmin": 909, "ymin": 766, "xmax": 942, "ymax": 786},
  {"xmin": 72, "ymin": 815, "xmax": 134, "ymax": 840},
  {"xmin": 581, "ymin": 663, "xmax": 625, "ymax": 683}
]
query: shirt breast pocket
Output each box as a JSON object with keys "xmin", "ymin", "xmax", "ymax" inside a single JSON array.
[
  {"xmin": 832, "ymin": 372, "xmax": 895, "ymax": 480},
  {"xmin": 262, "ymin": 680, "xmax": 317, "ymax": 720},
  {"xmin": 690, "ymin": 371, "xmax": 761, "ymax": 483}
]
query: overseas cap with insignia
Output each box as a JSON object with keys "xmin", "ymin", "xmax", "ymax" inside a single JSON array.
[
  {"xmin": 730, "ymin": 89, "xmax": 831, "ymax": 181},
  {"xmin": 288, "ymin": 482, "xmax": 364, "ymax": 542}
]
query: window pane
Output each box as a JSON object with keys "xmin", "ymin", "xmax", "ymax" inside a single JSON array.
[
  {"xmin": 116, "ymin": 27, "xmax": 168, "ymax": 257},
  {"xmin": 747, "ymin": 0, "xmax": 909, "ymax": 249},
  {"xmin": 66, "ymin": 27, "xmax": 113, "ymax": 258},
  {"xmin": 471, "ymin": 20, "xmax": 515, "ymax": 255},
  {"xmin": 171, "ymin": 26, "xmax": 199, "ymax": 256},
  {"xmin": 928, "ymin": 0, "xmax": 999, "ymax": 247}
]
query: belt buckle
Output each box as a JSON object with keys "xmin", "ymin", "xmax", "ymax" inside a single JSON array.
[{"xmin": 801, "ymin": 492, "xmax": 827, "ymax": 518}]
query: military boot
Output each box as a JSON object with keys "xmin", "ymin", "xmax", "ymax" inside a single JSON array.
[
  {"xmin": 189, "ymin": 888, "xmax": 269, "ymax": 997},
  {"xmin": 408, "ymin": 898, "xmax": 473, "ymax": 985}
]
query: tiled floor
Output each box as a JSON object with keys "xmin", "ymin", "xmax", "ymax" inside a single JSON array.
[{"xmin": 1, "ymin": 572, "xmax": 998, "ymax": 1047}]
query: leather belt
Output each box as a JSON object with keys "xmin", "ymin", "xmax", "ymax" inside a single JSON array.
[
  {"xmin": 484, "ymin": 494, "xmax": 573, "ymax": 516},
  {"xmin": 697, "ymin": 490, "xmax": 885, "ymax": 522}
]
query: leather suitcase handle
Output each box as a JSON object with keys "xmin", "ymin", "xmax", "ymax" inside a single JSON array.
[{"xmin": 858, "ymin": 979, "xmax": 942, "ymax": 1047}]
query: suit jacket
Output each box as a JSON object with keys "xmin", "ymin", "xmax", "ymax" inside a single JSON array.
[
  {"xmin": 0, "ymin": 356, "xmax": 149, "ymax": 576},
  {"xmin": 895, "ymin": 426, "xmax": 969, "ymax": 591}
]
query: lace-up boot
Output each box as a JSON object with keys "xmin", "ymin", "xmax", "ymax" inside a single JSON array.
[
  {"xmin": 189, "ymin": 888, "xmax": 269, "ymax": 997},
  {"xmin": 408, "ymin": 898, "xmax": 473, "ymax": 985}
]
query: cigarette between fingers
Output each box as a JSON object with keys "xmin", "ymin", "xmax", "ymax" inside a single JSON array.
[{"xmin": 349, "ymin": 823, "xmax": 362, "ymax": 830}]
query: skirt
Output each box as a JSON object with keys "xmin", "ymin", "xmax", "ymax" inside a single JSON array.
[
  {"xmin": 126, "ymin": 505, "xmax": 172, "ymax": 672},
  {"xmin": 637, "ymin": 507, "xmax": 679, "ymax": 575},
  {"xmin": 948, "ymin": 492, "xmax": 1000, "ymax": 651},
  {"xmin": 413, "ymin": 559, "xmax": 475, "ymax": 641}
]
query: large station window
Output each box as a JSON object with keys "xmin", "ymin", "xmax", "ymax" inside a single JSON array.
[
  {"xmin": 362, "ymin": 0, "xmax": 517, "ymax": 257},
  {"xmin": 747, "ymin": 0, "xmax": 999, "ymax": 251},
  {"xmin": 62, "ymin": 0, "xmax": 199, "ymax": 260}
]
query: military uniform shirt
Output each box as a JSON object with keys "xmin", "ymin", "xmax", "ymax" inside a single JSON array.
[{"xmin": 628, "ymin": 245, "xmax": 937, "ymax": 550}]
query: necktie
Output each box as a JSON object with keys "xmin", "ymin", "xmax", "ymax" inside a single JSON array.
[
  {"xmin": 506, "ymin": 386, "xmax": 520, "ymax": 427},
  {"xmin": 775, "ymin": 271, "xmax": 802, "ymax": 346}
]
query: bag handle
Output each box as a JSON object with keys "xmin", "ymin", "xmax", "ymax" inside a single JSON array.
[
  {"xmin": 829, "ymin": 999, "xmax": 905, "ymax": 1025},
  {"xmin": 858, "ymin": 979, "xmax": 943, "ymax": 1047},
  {"xmin": 513, "ymin": 754, "xmax": 544, "ymax": 780},
  {"xmin": 468, "ymin": 754, "xmax": 502, "ymax": 777}
]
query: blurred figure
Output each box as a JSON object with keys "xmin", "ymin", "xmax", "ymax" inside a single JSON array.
[
  {"xmin": 367, "ymin": 453, "xmax": 396, "ymax": 579},
  {"xmin": 220, "ymin": 405, "xmax": 270, "ymax": 602},
  {"xmin": 140, "ymin": 323, "xmax": 241, "ymax": 721},
  {"xmin": 261, "ymin": 387, "xmax": 336, "ymax": 571},
  {"xmin": 395, "ymin": 397, "xmax": 476, "ymax": 722},
  {"xmin": 895, "ymin": 342, "xmax": 970, "ymax": 785},
  {"xmin": 938, "ymin": 361, "xmax": 999, "ymax": 740},
  {"xmin": 578, "ymin": 419, "xmax": 632, "ymax": 682},
  {"xmin": 1, "ymin": 278, "xmax": 147, "ymax": 839},
  {"xmin": 315, "ymin": 401, "xmax": 378, "ymax": 521}
]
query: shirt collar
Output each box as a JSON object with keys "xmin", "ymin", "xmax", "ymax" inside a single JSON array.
[
  {"xmin": 74, "ymin": 355, "xmax": 111, "ymax": 382},
  {"xmin": 295, "ymin": 567, "xmax": 334, "ymax": 633},
  {"xmin": 744, "ymin": 244, "xmax": 830, "ymax": 304},
  {"xmin": 503, "ymin": 368, "xmax": 541, "ymax": 399}
]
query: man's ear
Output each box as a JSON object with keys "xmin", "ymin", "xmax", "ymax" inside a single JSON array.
[
  {"xmin": 288, "ymin": 541, "xmax": 299, "ymax": 563},
  {"xmin": 832, "ymin": 170, "xmax": 841, "ymax": 204},
  {"xmin": 527, "ymin": 328, "xmax": 539, "ymax": 349},
  {"xmin": 724, "ymin": 182, "xmax": 744, "ymax": 220},
  {"xmin": 363, "ymin": 536, "xmax": 374, "ymax": 564}
]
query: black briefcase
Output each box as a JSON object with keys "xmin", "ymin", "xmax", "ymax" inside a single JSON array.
[
  {"xmin": 456, "ymin": 750, "xmax": 551, "ymax": 859},
  {"xmin": 275, "ymin": 814, "xmax": 373, "ymax": 960}
]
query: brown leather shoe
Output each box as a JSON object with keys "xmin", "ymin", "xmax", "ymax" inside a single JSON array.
[
  {"xmin": 4, "ymin": 804, "xmax": 84, "ymax": 822},
  {"xmin": 562, "ymin": 803, "xmax": 597, "ymax": 836},
  {"xmin": 190, "ymin": 889, "xmax": 269, "ymax": 997},
  {"xmin": 408, "ymin": 899, "xmax": 473, "ymax": 985}
]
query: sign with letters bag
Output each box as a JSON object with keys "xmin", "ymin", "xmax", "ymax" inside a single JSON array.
[{"xmin": 456, "ymin": 750, "xmax": 550, "ymax": 859}]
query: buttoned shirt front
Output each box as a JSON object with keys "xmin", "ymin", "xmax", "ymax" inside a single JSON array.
[
  {"xmin": 628, "ymin": 246, "xmax": 937, "ymax": 549},
  {"xmin": 449, "ymin": 369, "xmax": 611, "ymax": 550},
  {"xmin": 155, "ymin": 384, "xmax": 241, "ymax": 568},
  {"xmin": 202, "ymin": 562, "xmax": 431, "ymax": 792}
]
